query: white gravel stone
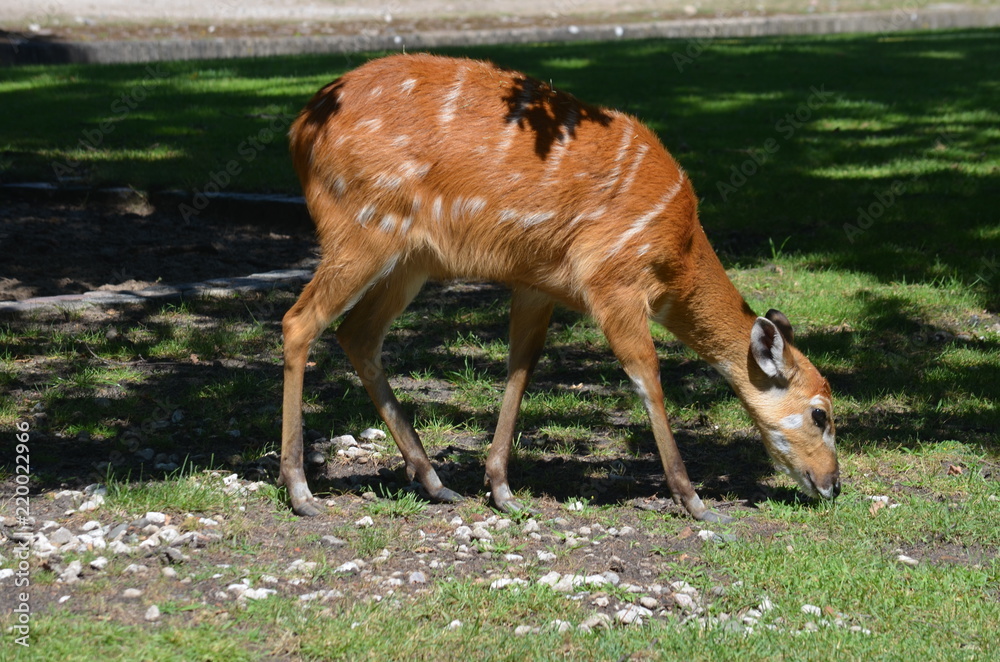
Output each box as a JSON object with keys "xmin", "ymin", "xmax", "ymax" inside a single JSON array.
[
  {"xmin": 503, "ymin": 553, "xmax": 524, "ymax": 562},
  {"xmin": 550, "ymin": 619, "xmax": 573, "ymax": 633},
  {"xmin": 639, "ymin": 596, "xmax": 659, "ymax": 609},
  {"xmin": 522, "ymin": 519, "xmax": 540, "ymax": 534},
  {"xmin": 538, "ymin": 571, "xmax": 562, "ymax": 587},
  {"xmin": 566, "ymin": 500, "xmax": 585, "ymax": 511},
  {"xmin": 759, "ymin": 596, "xmax": 775, "ymax": 612},
  {"xmin": 0, "ymin": 569, "xmax": 14, "ymax": 580},
  {"xmin": 592, "ymin": 596, "xmax": 611, "ymax": 608},
  {"xmin": 359, "ymin": 428, "xmax": 387, "ymax": 441},
  {"xmin": 355, "ymin": 516, "xmax": 374, "ymax": 528},
  {"xmin": 446, "ymin": 619, "xmax": 463, "ymax": 630},
  {"xmin": 896, "ymin": 554, "xmax": 919, "ymax": 567},
  {"xmin": 408, "ymin": 571, "xmax": 427, "ymax": 584},
  {"xmin": 122, "ymin": 588, "xmax": 143, "ymax": 598},
  {"xmin": 243, "ymin": 588, "xmax": 277, "ymax": 600},
  {"xmin": 601, "ymin": 571, "xmax": 620, "ymax": 586},
  {"xmin": 552, "ymin": 574, "xmax": 585, "ymax": 593},
  {"xmin": 471, "ymin": 526, "xmax": 493, "ymax": 541},
  {"xmin": 59, "ymin": 561, "xmax": 83, "ymax": 583},
  {"xmin": 123, "ymin": 563, "xmax": 149, "ymax": 574},
  {"xmin": 673, "ymin": 593, "xmax": 696, "ymax": 611},
  {"xmin": 490, "ymin": 577, "xmax": 529, "ymax": 590},
  {"xmin": 616, "ymin": 604, "xmax": 653, "ymax": 625},
  {"xmin": 513, "ymin": 624, "xmax": 535, "ymax": 636},
  {"xmin": 161, "ymin": 567, "xmax": 178, "ymax": 579},
  {"xmin": 335, "ymin": 561, "xmax": 361, "ymax": 574},
  {"xmin": 286, "ymin": 559, "xmax": 318, "ymax": 574},
  {"xmin": 536, "ymin": 550, "xmax": 556, "ymax": 563},
  {"xmin": 145, "ymin": 511, "xmax": 167, "ymax": 525},
  {"xmin": 145, "ymin": 605, "xmax": 161, "ymax": 621},
  {"xmin": 49, "ymin": 527, "xmax": 75, "ymax": 545},
  {"xmin": 581, "ymin": 613, "xmax": 613, "ymax": 630},
  {"xmin": 801, "ymin": 604, "xmax": 822, "ymax": 616},
  {"xmin": 78, "ymin": 495, "xmax": 105, "ymax": 512}
]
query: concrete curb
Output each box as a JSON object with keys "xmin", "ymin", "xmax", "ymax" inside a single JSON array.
[
  {"xmin": 6, "ymin": 7, "xmax": 1000, "ymax": 66},
  {"xmin": 0, "ymin": 268, "xmax": 314, "ymax": 315}
]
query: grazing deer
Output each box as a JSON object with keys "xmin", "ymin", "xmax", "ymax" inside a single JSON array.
[{"xmin": 280, "ymin": 53, "xmax": 840, "ymax": 522}]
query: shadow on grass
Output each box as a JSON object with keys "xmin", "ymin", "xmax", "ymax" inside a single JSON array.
[{"xmin": 1, "ymin": 29, "xmax": 998, "ymax": 509}]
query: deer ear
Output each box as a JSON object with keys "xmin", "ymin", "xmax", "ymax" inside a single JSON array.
[
  {"xmin": 751, "ymin": 316, "xmax": 788, "ymax": 380},
  {"xmin": 765, "ymin": 309, "xmax": 794, "ymax": 344}
]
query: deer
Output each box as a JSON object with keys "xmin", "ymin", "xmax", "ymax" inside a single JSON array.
[{"xmin": 279, "ymin": 53, "xmax": 840, "ymax": 523}]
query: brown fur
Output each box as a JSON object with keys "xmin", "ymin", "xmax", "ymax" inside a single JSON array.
[{"xmin": 279, "ymin": 54, "xmax": 840, "ymax": 520}]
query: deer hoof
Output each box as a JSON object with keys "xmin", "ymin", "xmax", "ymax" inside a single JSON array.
[
  {"xmin": 494, "ymin": 498, "xmax": 539, "ymax": 516},
  {"xmin": 291, "ymin": 496, "xmax": 327, "ymax": 517},
  {"xmin": 695, "ymin": 508, "xmax": 732, "ymax": 524},
  {"xmin": 428, "ymin": 486, "xmax": 464, "ymax": 504}
]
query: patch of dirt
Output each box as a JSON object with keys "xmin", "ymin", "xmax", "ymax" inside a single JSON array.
[{"xmin": 0, "ymin": 198, "xmax": 318, "ymax": 302}]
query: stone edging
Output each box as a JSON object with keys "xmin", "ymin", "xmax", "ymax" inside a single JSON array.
[{"xmin": 5, "ymin": 7, "xmax": 1000, "ymax": 66}]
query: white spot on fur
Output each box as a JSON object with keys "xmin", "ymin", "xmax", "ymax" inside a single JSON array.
[
  {"xmin": 369, "ymin": 85, "xmax": 384, "ymax": 98},
  {"xmin": 431, "ymin": 196, "xmax": 444, "ymax": 222},
  {"xmin": 779, "ymin": 414, "xmax": 804, "ymax": 430},
  {"xmin": 603, "ymin": 121, "xmax": 636, "ymax": 190},
  {"xmin": 606, "ymin": 173, "xmax": 686, "ymax": 256},
  {"xmin": 400, "ymin": 78, "xmax": 417, "ymax": 93},
  {"xmin": 379, "ymin": 213, "xmax": 398, "ymax": 233},
  {"xmin": 375, "ymin": 173, "xmax": 403, "ymax": 190},
  {"xmin": 810, "ymin": 395, "xmax": 829, "ymax": 408},
  {"xmin": 519, "ymin": 211, "xmax": 554, "ymax": 227},
  {"xmin": 399, "ymin": 215, "xmax": 414, "ymax": 235},
  {"xmin": 357, "ymin": 117, "xmax": 383, "ymax": 132},
  {"xmin": 497, "ymin": 122, "xmax": 519, "ymax": 156},
  {"xmin": 452, "ymin": 196, "xmax": 486, "ymax": 219},
  {"xmin": 332, "ymin": 176, "xmax": 347, "ymax": 198},
  {"xmin": 392, "ymin": 134, "xmax": 411, "ymax": 146},
  {"xmin": 618, "ymin": 143, "xmax": 649, "ymax": 196},
  {"xmin": 440, "ymin": 67, "xmax": 467, "ymax": 126},
  {"xmin": 768, "ymin": 430, "xmax": 793, "ymax": 458},
  {"xmin": 399, "ymin": 161, "xmax": 431, "ymax": 180},
  {"xmin": 356, "ymin": 204, "xmax": 376, "ymax": 226},
  {"xmin": 822, "ymin": 428, "xmax": 836, "ymax": 450}
]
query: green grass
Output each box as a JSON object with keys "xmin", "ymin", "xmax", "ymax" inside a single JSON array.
[{"xmin": 1, "ymin": 26, "xmax": 999, "ymax": 662}]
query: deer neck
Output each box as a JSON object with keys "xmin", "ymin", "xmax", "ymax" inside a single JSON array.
[{"xmin": 653, "ymin": 225, "xmax": 760, "ymax": 394}]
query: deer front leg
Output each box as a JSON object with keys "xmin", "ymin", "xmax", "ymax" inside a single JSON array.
[
  {"xmin": 485, "ymin": 288, "xmax": 554, "ymax": 513},
  {"xmin": 595, "ymin": 299, "xmax": 731, "ymax": 523},
  {"xmin": 281, "ymin": 276, "xmax": 346, "ymax": 517}
]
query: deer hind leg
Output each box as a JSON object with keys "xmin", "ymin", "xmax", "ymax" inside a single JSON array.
[
  {"xmin": 281, "ymin": 252, "xmax": 402, "ymax": 517},
  {"xmin": 335, "ymin": 265, "xmax": 463, "ymax": 504},
  {"xmin": 592, "ymin": 295, "xmax": 732, "ymax": 524},
  {"xmin": 485, "ymin": 288, "xmax": 554, "ymax": 514}
]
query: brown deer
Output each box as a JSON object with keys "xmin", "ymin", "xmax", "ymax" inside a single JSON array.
[{"xmin": 280, "ymin": 53, "xmax": 840, "ymax": 523}]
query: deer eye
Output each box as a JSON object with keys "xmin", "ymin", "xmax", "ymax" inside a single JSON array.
[{"xmin": 812, "ymin": 408, "xmax": 828, "ymax": 429}]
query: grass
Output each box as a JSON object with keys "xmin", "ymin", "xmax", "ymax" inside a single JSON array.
[{"xmin": 1, "ymin": 26, "xmax": 999, "ymax": 662}]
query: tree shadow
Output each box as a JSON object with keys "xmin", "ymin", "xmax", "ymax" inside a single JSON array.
[{"xmin": 2, "ymin": 28, "xmax": 999, "ymax": 512}]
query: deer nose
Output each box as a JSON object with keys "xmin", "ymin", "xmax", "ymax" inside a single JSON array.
[{"xmin": 806, "ymin": 469, "xmax": 841, "ymax": 500}]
